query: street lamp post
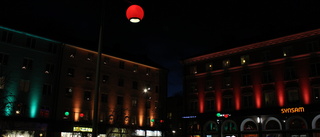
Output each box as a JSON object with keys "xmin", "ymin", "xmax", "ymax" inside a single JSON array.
[{"xmin": 92, "ymin": 3, "xmax": 144, "ymax": 137}]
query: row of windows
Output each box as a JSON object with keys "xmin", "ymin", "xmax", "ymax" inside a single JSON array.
[
  {"xmin": 68, "ymin": 50, "xmax": 152, "ymax": 76},
  {"xmin": 189, "ymin": 41, "xmax": 320, "ymax": 74},
  {"xmin": 0, "ymin": 53, "xmax": 55, "ymax": 74},
  {"xmin": 1, "ymin": 31, "xmax": 58, "ymax": 54},
  {"xmin": 189, "ymin": 86, "xmax": 320, "ymax": 113},
  {"xmin": 189, "ymin": 62, "xmax": 320, "ymax": 92}
]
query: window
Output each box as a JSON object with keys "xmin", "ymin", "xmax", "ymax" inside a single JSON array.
[
  {"xmin": 205, "ymin": 79, "xmax": 214, "ymax": 91},
  {"xmin": 102, "ymin": 75, "xmax": 109, "ymax": 83},
  {"xmin": 223, "ymin": 97, "xmax": 233, "ymax": 110},
  {"xmin": 26, "ymin": 37, "xmax": 36, "ymax": 48},
  {"xmin": 146, "ymin": 68, "xmax": 151, "ymax": 75},
  {"xmin": 242, "ymin": 94, "xmax": 253, "ymax": 108},
  {"xmin": 223, "ymin": 59, "xmax": 230, "ymax": 68},
  {"xmin": 132, "ymin": 98, "xmax": 137, "ymax": 107},
  {"xmin": 190, "ymin": 66, "xmax": 197, "ymax": 74},
  {"xmin": 262, "ymin": 50, "xmax": 271, "ymax": 61},
  {"xmin": 206, "ymin": 63, "xmax": 213, "ymax": 71},
  {"xmin": 307, "ymin": 41, "xmax": 320, "ymax": 52},
  {"xmin": 287, "ymin": 88, "xmax": 300, "ymax": 103},
  {"xmin": 283, "ymin": 46, "xmax": 292, "ymax": 57},
  {"xmin": 86, "ymin": 53, "xmax": 94, "ymax": 61},
  {"xmin": 70, "ymin": 49, "xmax": 76, "ymax": 58},
  {"xmin": 155, "ymin": 86, "xmax": 159, "ymax": 93},
  {"xmin": 103, "ymin": 57, "xmax": 110, "ymax": 64},
  {"xmin": 67, "ymin": 68, "xmax": 75, "ymax": 77},
  {"xmin": 85, "ymin": 73, "xmax": 93, "ymax": 81},
  {"xmin": 117, "ymin": 96, "xmax": 124, "ymax": 105},
  {"xmin": 1, "ymin": 31, "xmax": 12, "ymax": 43},
  {"xmin": 190, "ymin": 82, "xmax": 197, "ymax": 93},
  {"xmin": 133, "ymin": 65, "xmax": 138, "ymax": 72},
  {"xmin": 39, "ymin": 106, "xmax": 50, "ymax": 118},
  {"xmin": 313, "ymin": 87, "xmax": 320, "ymax": 102},
  {"xmin": 132, "ymin": 81, "xmax": 138, "ymax": 89},
  {"xmin": 0, "ymin": 76, "xmax": 4, "ymax": 89},
  {"xmin": 42, "ymin": 84, "xmax": 52, "ymax": 95},
  {"xmin": 190, "ymin": 101, "xmax": 198, "ymax": 113},
  {"xmin": 310, "ymin": 62, "xmax": 320, "ymax": 76},
  {"xmin": 84, "ymin": 91, "xmax": 91, "ymax": 101},
  {"xmin": 19, "ymin": 79, "xmax": 30, "ymax": 92},
  {"xmin": 264, "ymin": 90, "xmax": 276, "ymax": 106},
  {"xmin": 242, "ymin": 73, "xmax": 252, "ymax": 86},
  {"xmin": 101, "ymin": 94, "xmax": 108, "ymax": 103},
  {"xmin": 241, "ymin": 55, "xmax": 250, "ymax": 65},
  {"xmin": 284, "ymin": 67, "xmax": 296, "ymax": 80},
  {"xmin": 45, "ymin": 63, "xmax": 54, "ymax": 74},
  {"xmin": 223, "ymin": 76, "xmax": 232, "ymax": 88},
  {"xmin": 65, "ymin": 88, "xmax": 73, "ymax": 98},
  {"xmin": 119, "ymin": 61, "xmax": 125, "ymax": 69},
  {"xmin": 262, "ymin": 70, "xmax": 273, "ymax": 83},
  {"xmin": 22, "ymin": 58, "xmax": 33, "ymax": 70},
  {"xmin": 0, "ymin": 53, "xmax": 8, "ymax": 65},
  {"xmin": 205, "ymin": 99, "xmax": 215, "ymax": 111},
  {"xmin": 48, "ymin": 43, "xmax": 57, "ymax": 53},
  {"xmin": 118, "ymin": 79, "xmax": 124, "ymax": 87}
]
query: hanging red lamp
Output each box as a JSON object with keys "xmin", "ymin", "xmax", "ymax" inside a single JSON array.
[{"xmin": 126, "ymin": 5, "xmax": 144, "ymax": 23}]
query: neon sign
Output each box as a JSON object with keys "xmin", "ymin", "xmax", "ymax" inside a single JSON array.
[{"xmin": 281, "ymin": 107, "xmax": 304, "ymax": 114}]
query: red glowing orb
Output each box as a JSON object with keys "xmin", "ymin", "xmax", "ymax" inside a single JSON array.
[
  {"xmin": 126, "ymin": 5, "xmax": 144, "ymax": 23},
  {"xmin": 224, "ymin": 114, "xmax": 229, "ymax": 118}
]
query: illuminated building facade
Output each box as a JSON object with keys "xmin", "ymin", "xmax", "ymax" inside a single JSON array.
[
  {"xmin": 0, "ymin": 26, "xmax": 167, "ymax": 137},
  {"xmin": 182, "ymin": 28, "xmax": 320, "ymax": 137},
  {"xmin": 54, "ymin": 44, "xmax": 167, "ymax": 136},
  {"xmin": 0, "ymin": 26, "xmax": 62, "ymax": 137}
]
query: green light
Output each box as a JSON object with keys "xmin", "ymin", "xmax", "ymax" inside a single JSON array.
[
  {"xmin": 151, "ymin": 119, "xmax": 155, "ymax": 122},
  {"xmin": 216, "ymin": 113, "xmax": 221, "ymax": 117},
  {"xmin": 65, "ymin": 111, "xmax": 70, "ymax": 116}
]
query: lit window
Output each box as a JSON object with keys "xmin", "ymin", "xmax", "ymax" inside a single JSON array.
[
  {"xmin": 223, "ymin": 59, "xmax": 230, "ymax": 68},
  {"xmin": 241, "ymin": 55, "xmax": 249, "ymax": 65}
]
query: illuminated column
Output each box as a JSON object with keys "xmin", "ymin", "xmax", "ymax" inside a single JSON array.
[
  {"xmin": 296, "ymin": 59, "xmax": 311, "ymax": 104},
  {"xmin": 232, "ymin": 71, "xmax": 241, "ymax": 110},
  {"xmin": 215, "ymin": 75, "xmax": 222, "ymax": 112},
  {"xmin": 197, "ymin": 77, "xmax": 205, "ymax": 113},
  {"xmin": 273, "ymin": 64, "xmax": 285, "ymax": 107},
  {"xmin": 252, "ymin": 68, "xmax": 262, "ymax": 109}
]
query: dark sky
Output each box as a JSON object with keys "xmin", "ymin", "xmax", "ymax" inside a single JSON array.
[{"xmin": 1, "ymin": 1, "xmax": 320, "ymax": 97}]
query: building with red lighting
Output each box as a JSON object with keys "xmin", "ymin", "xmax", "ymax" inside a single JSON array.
[
  {"xmin": 0, "ymin": 26, "xmax": 167, "ymax": 137},
  {"xmin": 182, "ymin": 28, "xmax": 320, "ymax": 137}
]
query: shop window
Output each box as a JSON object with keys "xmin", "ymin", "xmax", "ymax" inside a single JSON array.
[
  {"xmin": 243, "ymin": 121, "xmax": 257, "ymax": 130},
  {"xmin": 288, "ymin": 118, "xmax": 307, "ymax": 129},
  {"xmin": 223, "ymin": 121, "xmax": 237, "ymax": 131},
  {"xmin": 265, "ymin": 120, "xmax": 281, "ymax": 130},
  {"xmin": 206, "ymin": 122, "xmax": 218, "ymax": 131}
]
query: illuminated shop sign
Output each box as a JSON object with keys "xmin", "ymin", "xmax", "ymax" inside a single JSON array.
[
  {"xmin": 182, "ymin": 116, "xmax": 197, "ymax": 119},
  {"xmin": 281, "ymin": 107, "xmax": 305, "ymax": 114},
  {"xmin": 73, "ymin": 127, "xmax": 93, "ymax": 132}
]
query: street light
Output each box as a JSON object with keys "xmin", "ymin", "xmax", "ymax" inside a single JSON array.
[{"xmin": 92, "ymin": 2, "xmax": 144, "ymax": 137}]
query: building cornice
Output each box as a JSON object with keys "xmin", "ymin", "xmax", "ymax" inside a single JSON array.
[{"xmin": 183, "ymin": 28, "xmax": 320, "ymax": 64}]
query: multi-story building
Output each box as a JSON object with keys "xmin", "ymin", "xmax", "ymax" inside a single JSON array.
[
  {"xmin": 0, "ymin": 26, "xmax": 167, "ymax": 137},
  {"xmin": 182, "ymin": 28, "xmax": 320, "ymax": 137},
  {"xmin": 0, "ymin": 26, "xmax": 63, "ymax": 136},
  {"xmin": 55, "ymin": 44, "xmax": 167, "ymax": 137}
]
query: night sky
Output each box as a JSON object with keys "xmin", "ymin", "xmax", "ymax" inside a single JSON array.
[{"xmin": 1, "ymin": 1, "xmax": 320, "ymax": 97}]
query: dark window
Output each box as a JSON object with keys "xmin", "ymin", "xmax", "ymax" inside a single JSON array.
[
  {"xmin": 205, "ymin": 99, "xmax": 215, "ymax": 111},
  {"xmin": 85, "ymin": 73, "xmax": 93, "ymax": 81},
  {"xmin": 45, "ymin": 64, "xmax": 54, "ymax": 74},
  {"xmin": 84, "ymin": 91, "xmax": 91, "ymax": 101},
  {"xmin": 223, "ymin": 97, "xmax": 233, "ymax": 110},
  {"xmin": 264, "ymin": 90, "xmax": 276, "ymax": 106},
  {"xmin": 70, "ymin": 49, "xmax": 76, "ymax": 58},
  {"xmin": 205, "ymin": 79, "xmax": 214, "ymax": 91},
  {"xmin": 283, "ymin": 46, "xmax": 292, "ymax": 57},
  {"xmin": 26, "ymin": 37, "xmax": 36, "ymax": 48},
  {"xmin": 262, "ymin": 70, "xmax": 273, "ymax": 83},
  {"xmin": 67, "ymin": 68, "xmax": 75, "ymax": 77},
  {"xmin": 101, "ymin": 94, "xmax": 108, "ymax": 103},
  {"xmin": 118, "ymin": 79, "xmax": 124, "ymax": 87},
  {"xmin": 133, "ymin": 65, "xmax": 138, "ymax": 72},
  {"xmin": 146, "ymin": 68, "xmax": 151, "ymax": 76},
  {"xmin": 22, "ymin": 58, "xmax": 33, "ymax": 70},
  {"xmin": 86, "ymin": 53, "xmax": 94, "ymax": 61},
  {"xmin": 65, "ymin": 88, "xmax": 73, "ymax": 98},
  {"xmin": 132, "ymin": 81, "xmax": 138, "ymax": 89},
  {"xmin": 307, "ymin": 41, "xmax": 320, "ymax": 52},
  {"xmin": 42, "ymin": 84, "xmax": 52, "ymax": 95},
  {"xmin": 102, "ymin": 75, "xmax": 109, "ymax": 83},
  {"xmin": 242, "ymin": 73, "xmax": 252, "ymax": 86},
  {"xmin": 287, "ymin": 88, "xmax": 300, "ymax": 103},
  {"xmin": 262, "ymin": 50, "xmax": 271, "ymax": 61},
  {"xmin": 117, "ymin": 96, "xmax": 124, "ymax": 105},
  {"xmin": 1, "ymin": 31, "xmax": 12, "ymax": 43},
  {"xmin": 19, "ymin": 79, "xmax": 30, "ymax": 92},
  {"xmin": 119, "ymin": 61, "xmax": 125, "ymax": 69},
  {"xmin": 313, "ymin": 87, "xmax": 320, "ymax": 102},
  {"xmin": 0, "ymin": 53, "xmax": 8, "ymax": 65},
  {"xmin": 48, "ymin": 43, "xmax": 57, "ymax": 53},
  {"xmin": 103, "ymin": 57, "xmax": 110, "ymax": 65},
  {"xmin": 310, "ymin": 63, "xmax": 320, "ymax": 76},
  {"xmin": 285, "ymin": 67, "xmax": 296, "ymax": 80}
]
